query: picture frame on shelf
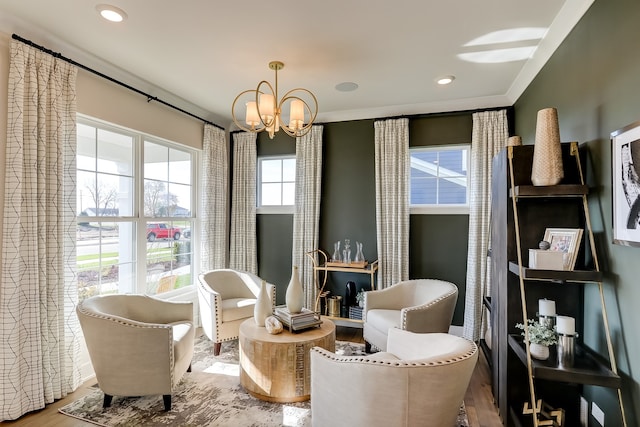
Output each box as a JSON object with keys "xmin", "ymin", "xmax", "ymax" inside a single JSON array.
[
  {"xmin": 543, "ymin": 228, "xmax": 583, "ymax": 270},
  {"xmin": 611, "ymin": 120, "xmax": 640, "ymax": 247}
]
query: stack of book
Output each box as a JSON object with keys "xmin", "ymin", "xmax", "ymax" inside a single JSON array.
[
  {"xmin": 274, "ymin": 305, "xmax": 322, "ymax": 332},
  {"xmin": 348, "ymin": 306, "xmax": 363, "ymax": 320}
]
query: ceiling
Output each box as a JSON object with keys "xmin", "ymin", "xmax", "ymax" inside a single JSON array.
[{"xmin": 0, "ymin": 0, "xmax": 593, "ymax": 129}]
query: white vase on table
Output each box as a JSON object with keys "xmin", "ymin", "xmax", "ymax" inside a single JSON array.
[
  {"xmin": 254, "ymin": 280, "xmax": 272, "ymax": 327},
  {"xmin": 285, "ymin": 265, "xmax": 304, "ymax": 313}
]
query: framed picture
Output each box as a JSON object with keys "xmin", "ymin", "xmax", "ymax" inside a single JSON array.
[
  {"xmin": 611, "ymin": 120, "xmax": 640, "ymax": 247},
  {"xmin": 543, "ymin": 228, "xmax": 583, "ymax": 270}
]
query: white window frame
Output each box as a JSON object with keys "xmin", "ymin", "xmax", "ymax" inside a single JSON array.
[
  {"xmin": 256, "ymin": 155, "xmax": 296, "ymax": 214},
  {"xmin": 76, "ymin": 114, "xmax": 199, "ymax": 297},
  {"xmin": 409, "ymin": 144, "xmax": 471, "ymax": 215}
]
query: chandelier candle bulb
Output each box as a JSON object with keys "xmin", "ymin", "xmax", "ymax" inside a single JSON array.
[{"xmin": 556, "ymin": 315, "xmax": 576, "ymax": 335}]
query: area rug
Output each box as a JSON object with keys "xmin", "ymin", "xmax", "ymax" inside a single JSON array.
[{"xmin": 60, "ymin": 335, "xmax": 469, "ymax": 426}]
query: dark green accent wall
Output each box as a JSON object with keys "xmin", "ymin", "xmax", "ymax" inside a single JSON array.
[
  {"xmin": 514, "ymin": 0, "xmax": 640, "ymax": 423},
  {"xmin": 253, "ymin": 113, "xmax": 473, "ymax": 325}
]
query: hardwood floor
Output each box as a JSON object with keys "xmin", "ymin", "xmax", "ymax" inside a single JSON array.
[{"xmin": 1, "ymin": 326, "xmax": 503, "ymax": 427}]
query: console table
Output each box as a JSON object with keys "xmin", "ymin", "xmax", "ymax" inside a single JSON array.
[{"xmin": 239, "ymin": 318, "xmax": 335, "ymax": 402}]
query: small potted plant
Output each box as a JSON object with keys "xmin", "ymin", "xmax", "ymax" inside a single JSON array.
[
  {"xmin": 515, "ymin": 319, "xmax": 557, "ymax": 360},
  {"xmin": 355, "ymin": 290, "xmax": 366, "ymax": 308}
]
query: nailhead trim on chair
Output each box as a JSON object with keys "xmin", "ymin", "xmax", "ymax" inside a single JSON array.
[
  {"xmin": 311, "ymin": 340, "xmax": 478, "ymax": 367},
  {"xmin": 400, "ymin": 288, "xmax": 458, "ymax": 330}
]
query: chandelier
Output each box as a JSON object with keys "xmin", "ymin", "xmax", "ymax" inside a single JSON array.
[{"xmin": 231, "ymin": 61, "xmax": 318, "ymax": 139}]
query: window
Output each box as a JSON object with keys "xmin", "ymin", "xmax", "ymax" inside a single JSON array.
[
  {"xmin": 257, "ymin": 156, "xmax": 295, "ymax": 213},
  {"xmin": 409, "ymin": 145, "xmax": 470, "ymax": 214},
  {"xmin": 76, "ymin": 117, "xmax": 197, "ymax": 301}
]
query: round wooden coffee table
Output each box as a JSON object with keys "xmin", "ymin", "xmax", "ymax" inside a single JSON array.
[{"xmin": 239, "ymin": 318, "xmax": 335, "ymax": 403}]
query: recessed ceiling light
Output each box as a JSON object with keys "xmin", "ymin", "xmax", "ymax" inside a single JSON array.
[
  {"xmin": 96, "ymin": 4, "xmax": 128, "ymax": 22},
  {"xmin": 335, "ymin": 82, "xmax": 359, "ymax": 92},
  {"xmin": 436, "ymin": 75, "xmax": 455, "ymax": 85}
]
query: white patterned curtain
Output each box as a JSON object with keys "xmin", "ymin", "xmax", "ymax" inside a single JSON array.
[
  {"xmin": 374, "ymin": 118, "xmax": 410, "ymax": 289},
  {"xmin": 463, "ymin": 109, "xmax": 508, "ymax": 341},
  {"xmin": 1, "ymin": 40, "xmax": 80, "ymax": 421},
  {"xmin": 292, "ymin": 126, "xmax": 323, "ymax": 310},
  {"xmin": 229, "ymin": 132, "xmax": 257, "ymax": 273},
  {"xmin": 200, "ymin": 124, "xmax": 228, "ymax": 271}
]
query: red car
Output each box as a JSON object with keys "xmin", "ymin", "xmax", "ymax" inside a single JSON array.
[{"xmin": 146, "ymin": 223, "xmax": 182, "ymax": 241}]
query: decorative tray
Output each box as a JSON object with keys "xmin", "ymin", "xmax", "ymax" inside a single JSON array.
[{"xmin": 325, "ymin": 261, "xmax": 368, "ymax": 268}]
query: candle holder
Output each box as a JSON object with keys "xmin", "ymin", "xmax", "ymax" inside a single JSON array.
[
  {"xmin": 557, "ymin": 333, "xmax": 575, "ymax": 368},
  {"xmin": 539, "ymin": 314, "xmax": 556, "ymax": 330}
]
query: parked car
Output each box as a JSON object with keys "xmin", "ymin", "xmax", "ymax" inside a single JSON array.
[
  {"xmin": 146, "ymin": 223, "xmax": 181, "ymax": 242},
  {"xmin": 183, "ymin": 228, "xmax": 191, "ymax": 239}
]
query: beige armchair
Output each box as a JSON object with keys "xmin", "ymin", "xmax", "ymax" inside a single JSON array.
[
  {"xmin": 363, "ymin": 279, "xmax": 458, "ymax": 351},
  {"xmin": 311, "ymin": 329, "xmax": 478, "ymax": 427},
  {"xmin": 76, "ymin": 294, "xmax": 195, "ymax": 411},
  {"xmin": 198, "ymin": 269, "xmax": 275, "ymax": 355}
]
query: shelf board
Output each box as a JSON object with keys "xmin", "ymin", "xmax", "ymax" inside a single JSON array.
[
  {"xmin": 508, "ymin": 262, "xmax": 603, "ymax": 283},
  {"xmin": 510, "ymin": 184, "xmax": 589, "ymax": 198},
  {"xmin": 322, "ymin": 315, "xmax": 363, "ymax": 329},
  {"xmin": 315, "ymin": 259, "xmax": 379, "ymax": 274},
  {"xmin": 508, "ymin": 335, "xmax": 621, "ymax": 388}
]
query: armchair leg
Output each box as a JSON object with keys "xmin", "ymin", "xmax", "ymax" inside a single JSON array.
[
  {"xmin": 365, "ymin": 341, "xmax": 372, "ymax": 353},
  {"xmin": 213, "ymin": 342, "xmax": 222, "ymax": 356},
  {"xmin": 163, "ymin": 394, "xmax": 172, "ymax": 411},
  {"xmin": 103, "ymin": 394, "xmax": 113, "ymax": 408}
]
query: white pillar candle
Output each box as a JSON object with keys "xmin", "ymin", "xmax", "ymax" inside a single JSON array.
[
  {"xmin": 538, "ymin": 299, "xmax": 556, "ymax": 316},
  {"xmin": 556, "ymin": 315, "xmax": 575, "ymax": 335}
]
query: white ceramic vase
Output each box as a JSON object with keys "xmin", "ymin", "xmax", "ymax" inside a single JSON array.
[
  {"xmin": 285, "ymin": 265, "xmax": 304, "ymax": 313},
  {"xmin": 529, "ymin": 342, "xmax": 550, "ymax": 360},
  {"xmin": 254, "ymin": 280, "xmax": 272, "ymax": 327}
]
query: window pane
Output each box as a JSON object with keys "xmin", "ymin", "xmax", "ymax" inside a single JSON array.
[
  {"xmin": 282, "ymin": 183, "xmax": 295, "ymax": 205},
  {"xmin": 145, "ymin": 142, "xmax": 193, "ymax": 218},
  {"xmin": 439, "ymin": 179, "xmax": 467, "ymax": 204},
  {"xmin": 144, "ymin": 141, "xmax": 169, "ymax": 181},
  {"xmin": 77, "ymin": 124, "xmax": 96, "ymax": 171},
  {"xmin": 144, "ymin": 179, "xmax": 171, "ymax": 217},
  {"xmin": 77, "ymin": 221, "xmax": 136, "ymax": 301},
  {"xmin": 169, "ymin": 149, "xmax": 192, "ymax": 185},
  {"xmin": 410, "ymin": 146, "xmax": 469, "ymax": 207},
  {"xmin": 97, "ymin": 129, "xmax": 134, "ymax": 176},
  {"xmin": 262, "ymin": 183, "xmax": 282, "ymax": 205},
  {"xmin": 258, "ymin": 156, "xmax": 296, "ymax": 208},
  {"xmin": 282, "ymin": 158, "xmax": 296, "ymax": 181},
  {"xmin": 145, "ymin": 221, "xmax": 191, "ymax": 295},
  {"xmin": 261, "ymin": 160, "xmax": 282, "ymax": 183},
  {"xmin": 77, "ymin": 124, "xmax": 135, "ymax": 216},
  {"xmin": 411, "ymin": 177, "xmax": 437, "ymax": 204},
  {"xmin": 168, "ymin": 183, "xmax": 191, "ymax": 216}
]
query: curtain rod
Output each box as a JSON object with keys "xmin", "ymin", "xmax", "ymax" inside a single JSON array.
[{"xmin": 12, "ymin": 34, "xmax": 223, "ymax": 130}]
